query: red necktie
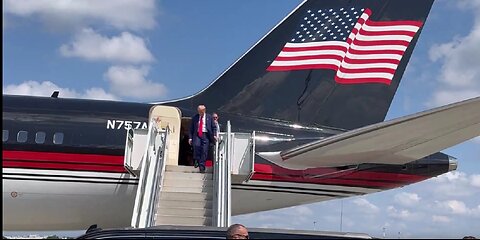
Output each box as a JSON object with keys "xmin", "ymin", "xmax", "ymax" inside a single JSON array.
[{"xmin": 198, "ymin": 115, "xmax": 203, "ymax": 137}]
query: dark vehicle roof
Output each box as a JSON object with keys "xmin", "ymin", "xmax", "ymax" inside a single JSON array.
[{"xmin": 77, "ymin": 225, "xmax": 374, "ymax": 239}]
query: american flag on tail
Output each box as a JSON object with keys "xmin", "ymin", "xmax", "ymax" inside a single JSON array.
[{"xmin": 267, "ymin": 7, "xmax": 423, "ymax": 85}]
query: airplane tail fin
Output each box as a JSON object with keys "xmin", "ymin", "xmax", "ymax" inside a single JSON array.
[{"xmin": 171, "ymin": 0, "xmax": 434, "ymax": 130}]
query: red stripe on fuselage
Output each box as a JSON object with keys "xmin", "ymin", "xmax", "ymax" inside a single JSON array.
[
  {"xmin": 3, "ymin": 161, "xmax": 126, "ymax": 173},
  {"xmin": 3, "ymin": 150, "xmax": 125, "ymax": 173},
  {"xmin": 3, "ymin": 150, "xmax": 428, "ymax": 189},
  {"xmin": 3, "ymin": 150, "xmax": 123, "ymax": 164},
  {"xmin": 250, "ymin": 163, "xmax": 428, "ymax": 189}
]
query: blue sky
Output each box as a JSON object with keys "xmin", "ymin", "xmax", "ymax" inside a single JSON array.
[{"xmin": 3, "ymin": 0, "xmax": 480, "ymax": 238}]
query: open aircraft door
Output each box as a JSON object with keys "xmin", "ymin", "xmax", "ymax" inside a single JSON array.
[
  {"xmin": 124, "ymin": 105, "xmax": 182, "ymax": 176},
  {"xmin": 149, "ymin": 105, "xmax": 182, "ymax": 166}
]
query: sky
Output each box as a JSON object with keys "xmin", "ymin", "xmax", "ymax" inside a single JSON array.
[{"xmin": 3, "ymin": 0, "xmax": 480, "ymax": 238}]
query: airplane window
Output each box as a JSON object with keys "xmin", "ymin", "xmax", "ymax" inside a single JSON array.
[
  {"xmin": 2, "ymin": 130, "xmax": 8, "ymax": 142},
  {"xmin": 17, "ymin": 131, "xmax": 28, "ymax": 143},
  {"xmin": 53, "ymin": 132, "xmax": 64, "ymax": 144},
  {"xmin": 36, "ymin": 132, "xmax": 46, "ymax": 144}
]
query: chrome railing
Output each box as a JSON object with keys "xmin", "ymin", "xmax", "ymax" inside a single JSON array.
[
  {"xmin": 213, "ymin": 121, "xmax": 232, "ymax": 227},
  {"xmin": 123, "ymin": 128, "xmax": 137, "ymax": 177},
  {"xmin": 131, "ymin": 120, "xmax": 169, "ymax": 228}
]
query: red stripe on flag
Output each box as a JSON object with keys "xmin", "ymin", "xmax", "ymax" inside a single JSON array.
[
  {"xmin": 346, "ymin": 48, "xmax": 405, "ymax": 56},
  {"xmin": 267, "ymin": 64, "xmax": 338, "ymax": 72},
  {"xmin": 351, "ymin": 39, "xmax": 411, "ymax": 47},
  {"xmin": 358, "ymin": 28, "xmax": 417, "ymax": 37},
  {"xmin": 365, "ymin": 19, "xmax": 423, "ymax": 27},
  {"xmin": 338, "ymin": 66, "xmax": 396, "ymax": 74},
  {"xmin": 281, "ymin": 45, "xmax": 348, "ymax": 52},
  {"xmin": 274, "ymin": 54, "xmax": 344, "ymax": 61},
  {"xmin": 335, "ymin": 76, "xmax": 392, "ymax": 85},
  {"xmin": 342, "ymin": 57, "xmax": 400, "ymax": 65},
  {"xmin": 363, "ymin": 8, "xmax": 373, "ymax": 16}
]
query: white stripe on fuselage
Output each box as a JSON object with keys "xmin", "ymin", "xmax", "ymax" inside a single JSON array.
[{"xmin": 3, "ymin": 168, "xmax": 380, "ymax": 230}]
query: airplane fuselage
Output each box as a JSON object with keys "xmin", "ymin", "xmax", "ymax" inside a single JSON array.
[{"xmin": 2, "ymin": 95, "xmax": 452, "ymax": 230}]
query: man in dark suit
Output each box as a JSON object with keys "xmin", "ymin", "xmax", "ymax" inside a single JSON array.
[
  {"xmin": 189, "ymin": 104, "xmax": 217, "ymax": 173},
  {"xmin": 207, "ymin": 112, "xmax": 221, "ymax": 162}
]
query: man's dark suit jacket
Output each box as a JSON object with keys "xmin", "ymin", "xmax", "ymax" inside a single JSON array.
[{"xmin": 189, "ymin": 113, "xmax": 217, "ymax": 143}]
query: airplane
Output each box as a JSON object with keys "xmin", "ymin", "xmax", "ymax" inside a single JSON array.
[{"xmin": 3, "ymin": 0, "xmax": 480, "ymax": 231}]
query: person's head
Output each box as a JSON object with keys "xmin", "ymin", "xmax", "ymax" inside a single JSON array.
[
  {"xmin": 226, "ymin": 224, "xmax": 248, "ymax": 239},
  {"xmin": 197, "ymin": 104, "xmax": 206, "ymax": 115},
  {"xmin": 213, "ymin": 112, "xmax": 219, "ymax": 122}
]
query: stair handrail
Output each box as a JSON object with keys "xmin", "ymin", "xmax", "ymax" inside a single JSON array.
[
  {"xmin": 213, "ymin": 128, "xmax": 222, "ymax": 227},
  {"xmin": 213, "ymin": 121, "xmax": 232, "ymax": 227},
  {"xmin": 225, "ymin": 121, "xmax": 232, "ymax": 227},
  {"xmin": 131, "ymin": 119, "xmax": 155, "ymax": 228},
  {"xmin": 123, "ymin": 128, "xmax": 137, "ymax": 177},
  {"xmin": 149, "ymin": 125, "xmax": 169, "ymax": 226},
  {"xmin": 131, "ymin": 120, "xmax": 168, "ymax": 228},
  {"xmin": 213, "ymin": 133, "xmax": 219, "ymax": 226}
]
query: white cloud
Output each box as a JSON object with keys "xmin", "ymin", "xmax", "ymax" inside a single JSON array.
[
  {"xmin": 394, "ymin": 192, "xmax": 421, "ymax": 207},
  {"xmin": 446, "ymin": 200, "xmax": 469, "ymax": 215},
  {"xmin": 352, "ymin": 198, "xmax": 379, "ymax": 213},
  {"xmin": 432, "ymin": 199, "xmax": 480, "ymax": 217},
  {"xmin": 428, "ymin": 89, "xmax": 480, "ymax": 107},
  {"xmin": 387, "ymin": 206, "xmax": 416, "ymax": 221},
  {"xmin": 83, "ymin": 87, "xmax": 118, "ymax": 100},
  {"xmin": 471, "ymin": 175, "xmax": 480, "ymax": 188},
  {"xmin": 472, "ymin": 205, "xmax": 480, "ymax": 217},
  {"xmin": 3, "ymin": 65, "xmax": 165, "ymax": 102},
  {"xmin": 60, "ymin": 28, "xmax": 154, "ymax": 63},
  {"xmin": 430, "ymin": 171, "xmax": 478, "ymax": 198},
  {"xmin": 436, "ymin": 200, "xmax": 469, "ymax": 215},
  {"xmin": 427, "ymin": 2, "xmax": 480, "ymax": 107},
  {"xmin": 4, "ymin": 0, "xmax": 156, "ymax": 31},
  {"xmin": 292, "ymin": 206, "xmax": 313, "ymax": 216},
  {"xmin": 3, "ymin": 80, "xmax": 117, "ymax": 100},
  {"xmin": 429, "ymin": 33, "xmax": 480, "ymax": 88},
  {"xmin": 104, "ymin": 65, "xmax": 167, "ymax": 100},
  {"xmin": 432, "ymin": 215, "xmax": 451, "ymax": 223},
  {"xmin": 434, "ymin": 171, "xmax": 469, "ymax": 184}
]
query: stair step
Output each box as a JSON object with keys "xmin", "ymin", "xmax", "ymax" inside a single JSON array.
[
  {"xmin": 164, "ymin": 172, "xmax": 213, "ymax": 181},
  {"xmin": 163, "ymin": 178, "xmax": 213, "ymax": 188},
  {"xmin": 158, "ymin": 199, "xmax": 212, "ymax": 209},
  {"xmin": 166, "ymin": 165, "xmax": 213, "ymax": 173},
  {"xmin": 163, "ymin": 186, "xmax": 213, "ymax": 193},
  {"xmin": 156, "ymin": 207, "xmax": 212, "ymax": 217},
  {"xmin": 160, "ymin": 192, "xmax": 212, "ymax": 201},
  {"xmin": 155, "ymin": 215, "xmax": 212, "ymax": 226}
]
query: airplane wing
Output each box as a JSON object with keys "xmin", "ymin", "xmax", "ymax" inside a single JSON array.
[{"xmin": 260, "ymin": 97, "xmax": 480, "ymax": 169}]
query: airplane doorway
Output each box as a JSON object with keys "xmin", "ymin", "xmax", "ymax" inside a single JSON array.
[
  {"xmin": 178, "ymin": 116, "xmax": 215, "ymax": 168},
  {"xmin": 179, "ymin": 117, "xmax": 193, "ymax": 166}
]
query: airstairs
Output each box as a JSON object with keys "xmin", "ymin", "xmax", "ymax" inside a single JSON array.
[{"xmin": 124, "ymin": 109, "xmax": 255, "ymax": 228}]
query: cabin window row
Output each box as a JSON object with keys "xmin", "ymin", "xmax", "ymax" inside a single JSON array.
[{"xmin": 2, "ymin": 130, "xmax": 64, "ymax": 144}]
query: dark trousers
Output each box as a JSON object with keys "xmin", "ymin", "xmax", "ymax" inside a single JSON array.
[{"xmin": 193, "ymin": 134, "xmax": 209, "ymax": 170}]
